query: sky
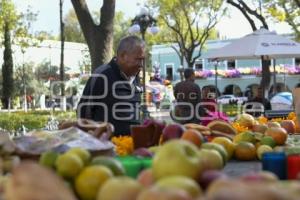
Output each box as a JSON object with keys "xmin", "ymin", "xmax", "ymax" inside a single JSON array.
[{"xmin": 13, "ymin": 0, "xmax": 293, "ymax": 39}]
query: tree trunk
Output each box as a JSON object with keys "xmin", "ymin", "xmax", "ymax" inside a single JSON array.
[
  {"xmin": 2, "ymin": 21, "xmax": 14, "ymax": 109},
  {"xmin": 59, "ymin": 0, "xmax": 66, "ymax": 111},
  {"xmin": 260, "ymin": 57, "xmax": 271, "ymax": 98},
  {"xmin": 71, "ymin": 0, "xmax": 115, "ymax": 71}
]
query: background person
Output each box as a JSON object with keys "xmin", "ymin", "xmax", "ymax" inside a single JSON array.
[
  {"xmin": 77, "ymin": 35, "xmax": 145, "ymax": 136},
  {"xmin": 172, "ymin": 68, "xmax": 206, "ymax": 124},
  {"xmin": 246, "ymin": 86, "xmax": 271, "ymax": 116}
]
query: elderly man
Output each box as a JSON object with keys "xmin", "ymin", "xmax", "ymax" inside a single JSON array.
[{"xmin": 77, "ymin": 35, "xmax": 145, "ymax": 136}]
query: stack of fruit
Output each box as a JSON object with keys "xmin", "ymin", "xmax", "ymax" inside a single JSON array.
[{"xmin": 38, "ymin": 147, "xmax": 150, "ymax": 200}]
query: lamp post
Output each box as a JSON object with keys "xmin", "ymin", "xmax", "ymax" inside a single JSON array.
[{"xmin": 129, "ymin": 7, "xmax": 159, "ymax": 120}]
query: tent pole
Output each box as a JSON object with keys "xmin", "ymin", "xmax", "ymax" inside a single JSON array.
[
  {"xmin": 273, "ymin": 59, "xmax": 277, "ymax": 95},
  {"xmin": 214, "ymin": 62, "xmax": 218, "ymax": 100}
]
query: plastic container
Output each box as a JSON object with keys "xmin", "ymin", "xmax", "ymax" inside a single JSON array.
[
  {"xmin": 115, "ymin": 156, "xmax": 153, "ymax": 178},
  {"xmin": 262, "ymin": 152, "xmax": 287, "ymax": 180},
  {"xmin": 287, "ymin": 155, "xmax": 300, "ymax": 179},
  {"xmin": 141, "ymin": 157, "xmax": 153, "ymax": 169},
  {"xmin": 115, "ymin": 156, "xmax": 142, "ymax": 178}
]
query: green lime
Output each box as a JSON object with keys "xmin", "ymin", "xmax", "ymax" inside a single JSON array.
[
  {"xmin": 39, "ymin": 151, "xmax": 59, "ymax": 169},
  {"xmin": 261, "ymin": 136, "xmax": 276, "ymax": 148},
  {"xmin": 91, "ymin": 156, "xmax": 125, "ymax": 176}
]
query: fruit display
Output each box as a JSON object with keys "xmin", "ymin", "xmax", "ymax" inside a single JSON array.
[{"xmin": 3, "ymin": 112, "xmax": 300, "ymax": 199}]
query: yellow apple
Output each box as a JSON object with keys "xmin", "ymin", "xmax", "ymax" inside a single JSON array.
[
  {"xmin": 152, "ymin": 139, "xmax": 203, "ymax": 180},
  {"xmin": 97, "ymin": 177, "xmax": 143, "ymax": 200}
]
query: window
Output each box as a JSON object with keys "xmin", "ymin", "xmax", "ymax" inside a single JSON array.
[
  {"xmin": 195, "ymin": 60, "xmax": 203, "ymax": 70},
  {"xmin": 227, "ymin": 60, "xmax": 236, "ymax": 69},
  {"xmin": 165, "ymin": 64, "xmax": 173, "ymax": 80},
  {"xmin": 296, "ymin": 58, "xmax": 300, "ymax": 66}
]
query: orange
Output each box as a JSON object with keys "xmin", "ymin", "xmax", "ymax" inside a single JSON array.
[
  {"xmin": 234, "ymin": 142, "xmax": 256, "ymax": 161},
  {"xmin": 181, "ymin": 129, "xmax": 203, "ymax": 148},
  {"xmin": 264, "ymin": 127, "xmax": 287, "ymax": 145}
]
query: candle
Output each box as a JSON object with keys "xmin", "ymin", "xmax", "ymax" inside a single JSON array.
[{"xmin": 262, "ymin": 152, "xmax": 286, "ymax": 180}]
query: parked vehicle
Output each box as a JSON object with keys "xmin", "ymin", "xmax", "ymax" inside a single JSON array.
[{"xmin": 217, "ymin": 95, "xmax": 248, "ymax": 104}]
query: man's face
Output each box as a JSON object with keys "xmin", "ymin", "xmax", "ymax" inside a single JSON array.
[{"xmin": 119, "ymin": 46, "xmax": 145, "ymax": 76}]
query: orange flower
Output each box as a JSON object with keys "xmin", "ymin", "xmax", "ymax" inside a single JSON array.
[
  {"xmin": 111, "ymin": 136, "xmax": 134, "ymax": 156},
  {"xmin": 271, "ymin": 117, "xmax": 284, "ymax": 123},
  {"xmin": 257, "ymin": 116, "xmax": 268, "ymax": 124},
  {"xmin": 231, "ymin": 122, "xmax": 248, "ymax": 134},
  {"xmin": 288, "ymin": 112, "xmax": 297, "ymax": 121}
]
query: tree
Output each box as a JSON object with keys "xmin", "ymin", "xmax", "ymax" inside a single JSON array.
[
  {"xmin": 0, "ymin": 1, "xmax": 41, "ymax": 109},
  {"xmin": 0, "ymin": 0, "xmax": 19, "ymax": 109},
  {"xmin": 265, "ymin": 0, "xmax": 300, "ymax": 41},
  {"xmin": 112, "ymin": 12, "xmax": 130, "ymax": 52},
  {"xmin": 64, "ymin": 9, "xmax": 85, "ymax": 43},
  {"xmin": 35, "ymin": 60, "xmax": 60, "ymax": 81},
  {"xmin": 227, "ymin": 0, "xmax": 271, "ymax": 96},
  {"xmin": 14, "ymin": 62, "xmax": 48, "ymax": 98},
  {"xmin": 71, "ymin": 0, "xmax": 115, "ymax": 71},
  {"xmin": 64, "ymin": 9, "xmax": 129, "ymax": 54},
  {"xmin": 148, "ymin": 0, "xmax": 225, "ymax": 68},
  {"xmin": 227, "ymin": 1, "xmax": 300, "ymax": 97},
  {"xmin": 2, "ymin": 21, "xmax": 14, "ymax": 109}
]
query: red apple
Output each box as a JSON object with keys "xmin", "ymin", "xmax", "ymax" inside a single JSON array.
[
  {"xmin": 198, "ymin": 170, "xmax": 228, "ymax": 190},
  {"xmin": 161, "ymin": 123, "xmax": 186, "ymax": 143},
  {"xmin": 280, "ymin": 120, "xmax": 296, "ymax": 134}
]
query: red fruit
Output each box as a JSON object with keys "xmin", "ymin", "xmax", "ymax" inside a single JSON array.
[
  {"xmin": 161, "ymin": 123, "xmax": 186, "ymax": 143},
  {"xmin": 280, "ymin": 120, "xmax": 296, "ymax": 134},
  {"xmin": 198, "ymin": 170, "xmax": 228, "ymax": 190}
]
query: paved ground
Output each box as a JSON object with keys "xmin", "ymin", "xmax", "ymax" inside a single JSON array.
[{"xmin": 223, "ymin": 160, "xmax": 262, "ymax": 177}]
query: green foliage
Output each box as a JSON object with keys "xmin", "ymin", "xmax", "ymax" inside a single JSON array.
[
  {"xmin": 35, "ymin": 60, "xmax": 59, "ymax": 81},
  {"xmin": 0, "ymin": 111, "xmax": 76, "ymax": 132},
  {"xmin": 14, "ymin": 62, "xmax": 49, "ymax": 97},
  {"xmin": 113, "ymin": 12, "xmax": 131, "ymax": 53},
  {"xmin": 264, "ymin": 0, "xmax": 300, "ymax": 41},
  {"xmin": 0, "ymin": 0, "xmax": 20, "ymax": 32},
  {"xmin": 64, "ymin": 9, "xmax": 85, "ymax": 43},
  {"xmin": 147, "ymin": 0, "xmax": 226, "ymax": 67}
]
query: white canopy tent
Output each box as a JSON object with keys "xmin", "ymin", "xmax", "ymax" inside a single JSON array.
[
  {"xmin": 205, "ymin": 28, "xmax": 300, "ymax": 60},
  {"xmin": 204, "ymin": 28, "xmax": 300, "ymax": 100}
]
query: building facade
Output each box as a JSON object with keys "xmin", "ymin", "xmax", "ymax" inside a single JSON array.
[{"xmin": 151, "ymin": 38, "xmax": 300, "ymax": 95}]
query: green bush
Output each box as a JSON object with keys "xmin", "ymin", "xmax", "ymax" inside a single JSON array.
[{"xmin": 0, "ymin": 110, "xmax": 76, "ymax": 132}]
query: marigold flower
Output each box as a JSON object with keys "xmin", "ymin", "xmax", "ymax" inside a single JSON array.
[
  {"xmin": 111, "ymin": 136, "xmax": 134, "ymax": 156},
  {"xmin": 231, "ymin": 122, "xmax": 248, "ymax": 134},
  {"xmin": 257, "ymin": 116, "xmax": 268, "ymax": 124}
]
